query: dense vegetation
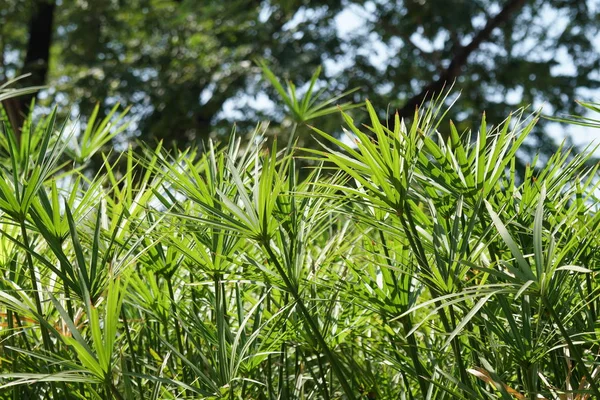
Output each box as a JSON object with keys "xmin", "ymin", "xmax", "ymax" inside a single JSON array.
[
  {"xmin": 0, "ymin": 76, "xmax": 599, "ymax": 399},
  {"xmin": 2, "ymin": 0, "xmax": 599, "ymax": 156}
]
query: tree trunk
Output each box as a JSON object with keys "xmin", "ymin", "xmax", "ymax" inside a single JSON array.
[{"xmin": 1, "ymin": 0, "xmax": 56, "ymax": 137}]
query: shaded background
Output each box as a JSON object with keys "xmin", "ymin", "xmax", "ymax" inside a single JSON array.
[{"xmin": 1, "ymin": 0, "xmax": 599, "ymax": 158}]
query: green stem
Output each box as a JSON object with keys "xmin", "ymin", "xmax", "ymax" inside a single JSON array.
[
  {"xmin": 121, "ymin": 307, "xmax": 143, "ymax": 397},
  {"xmin": 19, "ymin": 222, "xmax": 52, "ymax": 350},
  {"xmin": 7, "ymin": 308, "xmax": 16, "ymax": 400},
  {"xmin": 447, "ymin": 305, "xmax": 471, "ymax": 389},
  {"xmin": 401, "ymin": 207, "xmax": 473, "ymax": 393},
  {"xmin": 110, "ymin": 382, "xmax": 125, "ymax": 400},
  {"xmin": 377, "ymin": 228, "xmax": 429, "ymax": 395},
  {"xmin": 284, "ymin": 122, "xmax": 299, "ymax": 158},
  {"xmin": 278, "ymin": 292, "xmax": 289, "ymax": 399},
  {"xmin": 314, "ymin": 349, "xmax": 331, "ymax": 400},
  {"xmin": 400, "ymin": 316, "xmax": 429, "ymax": 396},
  {"xmin": 263, "ymin": 242, "xmax": 356, "ymax": 399},
  {"xmin": 543, "ymin": 297, "xmax": 600, "ymax": 397},
  {"xmin": 19, "ymin": 221, "xmax": 58, "ymax": 399},
  {"xmin": 60, "ymin": 260, "xmax": 75, "ymax": 321},
  {"xmin": 214, "ymin": 272, "xmax": 229, "ymax": 385},
  {"xmin": 266, "ymin": 292, "xmax": 274, "ymax": 398},
  {"xmin": 166, "ymin": 276, "xmax": 186, "ymax": 374}
]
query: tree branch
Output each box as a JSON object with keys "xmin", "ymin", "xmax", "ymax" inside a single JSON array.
[{"xmin": 396, "ymin": 0, "xmax": 527, "ymax": 119}]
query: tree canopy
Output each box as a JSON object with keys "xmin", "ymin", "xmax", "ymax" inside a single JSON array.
[{"xmin": 1, "ymin": 0, "xmax": 598, "ymax": 153}]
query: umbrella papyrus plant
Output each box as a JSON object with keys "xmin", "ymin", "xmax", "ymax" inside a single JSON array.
[{"xmin": 0, "ymin": 88, "xmax": 598, "ymax": 399}]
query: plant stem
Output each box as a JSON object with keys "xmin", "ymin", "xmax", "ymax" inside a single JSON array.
[
  {"xmin": 121, "ymin": 307, "xmax": 143, "ymax": 396},
  {"xmin": 401, "ymin": 207, "xmax": 473, "ymax": 393},
  {"xmin": 543, "ymin": 297, "xmax": 600, "ymax": 397},
  {"xmin": 19, "ymin": 220, "xmax": 58, "ymax": 399},
  {"xmin": 166, "ymin": 275, "xmax": 187, "ymax": 380},
  {"xmin": 19, "ymin": 222, "xmax": 52, "ymax": 350},
  {"xmin": 263, "ymin": 242, "xmax": 356, "ymax": 399}
]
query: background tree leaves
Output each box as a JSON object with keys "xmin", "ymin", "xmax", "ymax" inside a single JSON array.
[{"xmin": 1, "ymin": 0, "xmax": 598, "ymax": 157}]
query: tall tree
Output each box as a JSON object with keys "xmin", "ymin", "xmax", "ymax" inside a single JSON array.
[
  {"xmin": 340, "ymin": 0, "xmax": 599, "ymax": 155},
  {"xmin": 1, "ymin": 0, "xmax": 598, "ymax": 154}
]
